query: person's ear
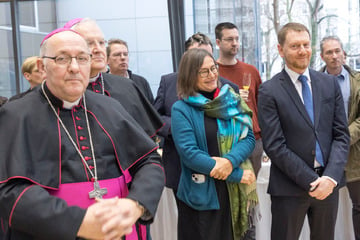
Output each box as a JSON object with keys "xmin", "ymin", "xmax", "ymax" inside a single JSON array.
[
  {"xmin": 215, "ymin": 39, "xmax": 221, "ymax": 47},
  {"xmin": 23, "ymin": 72, "xmax": 31, "ymax": 81},
  {"xmin": 320, "ymin": 53, "xmax": 324, "ymax": 61},
  {"xmin": 37, "ymin": 57, "xmax": 45, "ymax": 73},
  {"xmin": 277, "ymin": 44, "xmax": 284, "ymax": 58}
]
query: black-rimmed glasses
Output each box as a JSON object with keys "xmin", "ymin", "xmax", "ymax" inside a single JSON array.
[
  {"xmin": 42, "ymin": 54, "xmax": 92, "ymax": 65},
  {"xmin": 198, "ymin": 64, "xmax": 218, "ymax": 78}
]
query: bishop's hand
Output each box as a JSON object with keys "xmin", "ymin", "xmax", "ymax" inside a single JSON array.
[{"xmin": 94, "ymin": 197, "xmax": 144, "ymax": 240}]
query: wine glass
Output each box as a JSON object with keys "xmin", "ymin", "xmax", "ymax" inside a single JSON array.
[
  {"xmin": 241, "ymin": 73, "xmax": 251, "ymax": 102},
  {"xmin": 242, "ymin": 73, "xmax": 251, "ymax": 91}
]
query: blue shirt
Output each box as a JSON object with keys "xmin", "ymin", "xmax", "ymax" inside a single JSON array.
[{"xmin": 325, "ymin": 66, "xmax": 350, "ymax": 118}]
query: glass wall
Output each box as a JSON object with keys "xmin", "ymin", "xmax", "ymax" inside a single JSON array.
[
  {"xmin": 0, "ymin": 0, "xmax": 56, "ymax": 98},
  {"xmin": 18, "ymin": 0, "xmax": 57, "ymax": 92},
  {"xmin": 3, "ymin": 0, "xmax": 359, "ymax": 98},
  {"xmin": 0, "ymin": 0, "xmax": 173, "ymax": 98},
  {"xmin": 0, "ymin": 1, "xmax": 15, "ymax": 97},
  {"xmin": 185, "ymin": 0, "xmax": 262, "ymax": 71}
]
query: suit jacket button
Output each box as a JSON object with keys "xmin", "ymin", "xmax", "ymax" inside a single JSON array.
[{"xmin": 311, "ymin": 150, "xmax": 315, "ymax": 155}]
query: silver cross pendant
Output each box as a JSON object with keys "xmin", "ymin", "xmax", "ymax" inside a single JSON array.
[{"xmin": 89, "ymin": 181, "xmax": 108, "ymax": 199}]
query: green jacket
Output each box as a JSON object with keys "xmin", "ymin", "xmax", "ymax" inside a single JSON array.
[{"xmin": 320, "ymin": 65, "xmax": 360, "ymax": 182}]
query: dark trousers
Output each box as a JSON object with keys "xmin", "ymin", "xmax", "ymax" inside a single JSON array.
[
  {"xmin": 347, "ymin": 181, "xmax": 360, "ymax": 240},
  {"xmin": 249, "ymin": 138, "xmax": 263, "ymax": 177},
  {"xmin": 271, "ymin": 190, "xmax": 339, "ymax": 240}
]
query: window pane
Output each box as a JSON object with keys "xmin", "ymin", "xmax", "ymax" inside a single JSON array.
[
  {"xmin": 0, "ymin": 2, "xmax": 16, "ymax": 98},
  {"xmin": 192, "ymin": 0, "xmax": 260, "ymax": 68},
  {"xmin": 19, "ymin": 1, "xmax": 36, "ymax": 27}
]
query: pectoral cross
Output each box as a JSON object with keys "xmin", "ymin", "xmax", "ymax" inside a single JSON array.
[{"xmin": 89, "ymin": 181, "xmax": 108, "ymax": 199}]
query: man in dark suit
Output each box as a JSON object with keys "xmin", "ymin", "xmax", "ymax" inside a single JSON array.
[
  {"xmin": 154, "ymin": 32, "xmax": 239, "ymax": 194},
  {"xmin": 107, "ymin": 38, "xmax": 154, "ymax": 103},
  {"xmin": 258, "ymin": 22, "xmax": 349, "ymax": 240}
]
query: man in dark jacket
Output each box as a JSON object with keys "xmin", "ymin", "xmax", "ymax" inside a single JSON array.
[
  {"xmin": 107, "ymin": 38, "xmax": 154, "ymax": 103},
  {"xmin": 319, "ymin": 35, "xmax": 360, "ymax": 240}
]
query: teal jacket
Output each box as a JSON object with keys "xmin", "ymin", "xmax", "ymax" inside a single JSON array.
[{"xmin": 171, "ymin": 100, "xmax": 255, "ymax": 210}]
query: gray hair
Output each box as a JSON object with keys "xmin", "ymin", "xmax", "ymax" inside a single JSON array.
[{"xmin": 320, "ymin": 36, "xmax": 344, "ymax": 54}]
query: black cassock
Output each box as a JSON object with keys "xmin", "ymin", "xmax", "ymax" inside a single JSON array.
[
  {"xmin": 0, "ymin": 84, "xmax": 165, "ymax": 240},
  {"xmin": 88, "ymin": 72, "xmax": 163, "ymax": 138}
]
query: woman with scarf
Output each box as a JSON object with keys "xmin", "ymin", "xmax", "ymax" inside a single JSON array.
[{"xmin": 171, "ymin": 48, "xmax": 257, "ymax": 240}]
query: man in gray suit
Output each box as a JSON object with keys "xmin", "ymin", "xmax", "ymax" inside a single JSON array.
[{"xmin": 258, "ymin": 22, "xmax": 349, "ymax": 240}]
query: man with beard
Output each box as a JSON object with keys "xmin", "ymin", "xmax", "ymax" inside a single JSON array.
[
  {"xmin": 66, "ymin": 18, "xmax": 163, "ymax": 140},
  {"xmin": 215, "ymin": 22, "xmax": 263, "ymax": 177},
  {"xmin": 258, "ymin": 22, "xmax": 349, "ymax": 240},
  {"xmin": 319, "ymin": 35, "xmax": 360, "ymax": 240},
  {"xmin": 215, "ymin": 22, "xmax": 262, "ymax": 240}
]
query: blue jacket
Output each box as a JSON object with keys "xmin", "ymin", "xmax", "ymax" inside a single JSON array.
[{"xmin": 171, "ymin": 99, "xmax": 255, "ymax": 210}]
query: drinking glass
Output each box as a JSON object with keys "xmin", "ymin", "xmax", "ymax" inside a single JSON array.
[{"xmin": 243, "ymin": 73, "xmax": 251, "ymax": 91}]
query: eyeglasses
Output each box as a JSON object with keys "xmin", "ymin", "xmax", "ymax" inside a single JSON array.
[
  {"xmin": 86, "ymin": 39, "xmax": 107, "ymax": 48},
  {"xmin": 43, "ymin": 54, "xmax": 92, "ymax": 65},
  {"xmin": 198, "ymin": 64, "xmax": 218, "ymax": 78},
  {"xmin": 221, "ymin": 37, "xmax": 239, "ymax": 43}
]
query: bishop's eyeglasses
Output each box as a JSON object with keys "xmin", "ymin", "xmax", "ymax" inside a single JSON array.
[{"xmin": 42, "ymin": 54, "xmax": 92, "ymax": 66}]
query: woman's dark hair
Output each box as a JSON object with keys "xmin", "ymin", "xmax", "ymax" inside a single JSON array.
[{"xmin": 177, "ymin": 48, "xmax": 219, "ymax": 99}]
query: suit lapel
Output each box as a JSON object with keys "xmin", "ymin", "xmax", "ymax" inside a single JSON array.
[{"xmin": 279, "ymin": 69, "xmax": 314, "ymax": 127}]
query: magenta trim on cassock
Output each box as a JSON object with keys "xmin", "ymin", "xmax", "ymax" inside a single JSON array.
[{"xmin": 47, "ymin": 176, "xmax": 146, "ymax": 240}]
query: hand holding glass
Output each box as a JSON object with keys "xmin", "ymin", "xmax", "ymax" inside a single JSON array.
[
  {"xmin": 240, "ymin": 73, "xmax": 251, "ymax": 102},
  {"xmin": 243, "ymin": 73, "xmax": 251, "ymax": 90}
]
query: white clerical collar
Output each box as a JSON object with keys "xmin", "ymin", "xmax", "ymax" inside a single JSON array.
[
  {"xmin": 63, "ymin": 97, "xmax": 81, "ymax": 109},
  {"xmin": 89, "ymin": 73, "xmax": 100, "ymax": 83}
]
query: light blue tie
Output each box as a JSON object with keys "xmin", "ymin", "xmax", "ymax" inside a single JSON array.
[{"xmin": 298, "ymin": 75, "xmax": 324, "ymax": 166}]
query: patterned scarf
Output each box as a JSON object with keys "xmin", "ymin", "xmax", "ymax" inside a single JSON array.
[{"xmin": 185, "ymin": 84, "xmax": 258, "ymax": 239}]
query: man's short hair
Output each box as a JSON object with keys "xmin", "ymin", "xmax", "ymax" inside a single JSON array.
[
  {"xmin": 215, "ymin": 22, "xmax": 238, "ymax": 40},
  {"xmin": 21, "ymin": 56, "xmax": 39, "ymax": 75},
  {"xmin": 106, "ymin": 39, "xmax": 129, "ymax": 57},
  {"xmin": 184, "ymin": 32, "xmax": 213, "ymax": 51},
  {"xmin": 277, "ymin": 22, "xmax": 310, "ymax": 46},
  {"xmin": 320, "ymin": 36, "xmax": 344, "ymax": 54}
]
